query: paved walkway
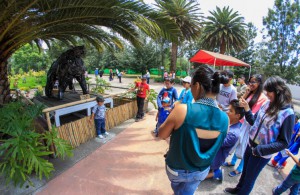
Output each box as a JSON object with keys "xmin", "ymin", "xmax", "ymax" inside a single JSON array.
[
  {"xmin": 36, "ymin": 110, "xmax": 173, "ymax": 195},
  {"xmin": 35, "ymin": 109, "xmax": 290, "ymax": 195}
]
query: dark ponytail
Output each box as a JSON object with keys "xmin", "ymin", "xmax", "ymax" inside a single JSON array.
[{"xmin": 192, "ymin": 65, "xmax": 223, "ymax": 95}]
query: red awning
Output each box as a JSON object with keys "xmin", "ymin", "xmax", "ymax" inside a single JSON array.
[{"xmin": 190, "ymin": 50, "xmax": 250, "ymax": 67}]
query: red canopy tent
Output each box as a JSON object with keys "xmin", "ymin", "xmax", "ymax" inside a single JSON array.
[{"xmin": 190, "ymin": 50, "xmax": 250, "ymax": 67}]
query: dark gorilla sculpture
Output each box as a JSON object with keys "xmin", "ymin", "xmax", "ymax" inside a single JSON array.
[{"xmin": 45, "ymin": 46, "xmax": 88, "ymax": 99}]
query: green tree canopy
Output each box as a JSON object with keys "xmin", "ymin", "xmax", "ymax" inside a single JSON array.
[
  {"xmin": 262, "ymin": 0, "xmax": 300, "ymax": 83},
  {"xmin": 201, "ymin": 6, "xmax": 247, "ymax": 54}
]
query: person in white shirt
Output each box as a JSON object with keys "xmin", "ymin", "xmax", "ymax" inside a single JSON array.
[{"xmin": 216, "ymin": 70, "xmax": 237, "ymax": 111}]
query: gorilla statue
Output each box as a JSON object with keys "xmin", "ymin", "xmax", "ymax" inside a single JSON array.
[{"xmin": 45, "ymin": 46, "xmax": 88, "ymax": 100}]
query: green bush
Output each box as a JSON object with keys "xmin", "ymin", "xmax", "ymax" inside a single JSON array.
[
  {"xmin": 154, "ymin": 77, "xmax": 182, "ymax": 83},
  {"xmin": 0, "ymin": 101, "xmax": 73, "ymax": 187}
]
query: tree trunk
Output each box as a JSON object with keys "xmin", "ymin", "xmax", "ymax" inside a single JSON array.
[
  {"xmin": 0, "ymin": 61, "xmax": 11, "ymax": 105},
  {"xmin": 219, "ymin": 40, "xmax": 226, "ymax": 70},
  {"xmin": 170, "ymin": 42, "xmax": 178, "ymax": 72}
]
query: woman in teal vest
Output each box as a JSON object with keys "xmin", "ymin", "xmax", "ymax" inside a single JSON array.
[{"xmin": 158, "ymin": 65, "xmax": 229, "ymax": 195}]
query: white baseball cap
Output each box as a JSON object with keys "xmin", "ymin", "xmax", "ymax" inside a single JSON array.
[{"xmin": 181, "ymin": 76, "xmax": 191, "ymax": 83}]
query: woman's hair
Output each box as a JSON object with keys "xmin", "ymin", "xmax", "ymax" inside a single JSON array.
[
  {"xmin": 263, "ymin": 76, "xmax": 292, "ymax": 117},
  {"xmin": 245, "ymin": 74, "xmax": 264, "ymax": 110},
  {"xmin": 192, "ymin": 65, "xmax": 229, "ymax": 95}
]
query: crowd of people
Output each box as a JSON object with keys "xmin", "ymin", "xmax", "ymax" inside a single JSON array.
[
  {"xmin": 156, "ymin": 66, "xmax": 299, "ymax": 195},
  {"xmin": 89, "ymin": 65, "xmax": 299, "ymax": 195}
]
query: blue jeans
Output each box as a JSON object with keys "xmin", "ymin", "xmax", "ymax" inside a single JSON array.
[
  {"xmin": 166, "ymin": 165, "xmax": 209, "ymax": 195},
  {"xmin": 231, "ymin": 153, "xmax": 244, "ymax": 173},
  {"xmin": 273, "ymin": 172, "xmax": 300, "ymax": 195},
  {"xmin": 236, "ymin": 145, "xmax": 270, "ymax": 195},
  {"xmin": 94, "ymin": 118, "xmax": 106, "ymax": 135}
]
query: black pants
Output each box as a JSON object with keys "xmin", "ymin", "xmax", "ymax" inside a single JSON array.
[
  {"xmin": 136, "ymin": 96, "xmax": 145, "ymax": 119},
  {"xmin": 118, "ymin": 76, "xmax": 122, "ymax": 83}
]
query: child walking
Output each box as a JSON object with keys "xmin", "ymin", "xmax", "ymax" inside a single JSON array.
[
  {"xmin": 89, "ymin": 95, "xmax": 108, "ymax": 139},
  {"xmin": 272, "ymin": 149, "xmax": 300, "ymax": 195},
  {"xmin": 153, "ymin": 97, "xmax": 171, "ymax": 137}
]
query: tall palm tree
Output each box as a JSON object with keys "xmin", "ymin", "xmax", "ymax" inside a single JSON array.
[
  {"xmin": 0, "ymin": 0, "xmax": 180, "ymax": 105},
  {"xmin": 154, "ymin": 0, "xmax": 202, "ymax": 72},
  {"xmin": 201, "ymin": 6, "xmax": 247, "ymax": 55}
]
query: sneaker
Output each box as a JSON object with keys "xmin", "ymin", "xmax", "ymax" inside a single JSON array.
[
  {"xmin": 213, "ymin": 168, "xmax": 224, "ymax": 182},
  {"xmin": 98, "ymin": 135, "xmax": 104, "ymax": 139},
  {"xmin": 224, "ymin": 187, "xmax": 239, "ymax": 194},
  {"xmin": 135, "ymin": 118, "xmax": 140, "ymax": 122},
  {"xmin": 228, "ymin": 170, "xmax": 241, "ymax": 177},
  {"xmin": 276, "ymin": 165, "xmax": 285, "ymax": 170},
  {"xmin": 223, "ymin": 162, "xmax": 235, "ymax": 167},
  {"xmin": 104, "ymin": 132, "xmax": 109, "ymax": 135},
  {"xmin": 267, "ymin": 160, "xmax": 277, "ymax": 167}
]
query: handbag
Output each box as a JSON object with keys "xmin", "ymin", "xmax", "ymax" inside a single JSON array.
[{"xmin": 249, "ymin": 113, "xmax": 267, "ymax": 148}]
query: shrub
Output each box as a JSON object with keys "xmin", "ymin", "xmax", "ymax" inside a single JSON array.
[{"xmin": 0, "ymin": 101, "xmax": 73, "ymax": 187}]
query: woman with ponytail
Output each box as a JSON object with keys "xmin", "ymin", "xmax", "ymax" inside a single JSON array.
[
  {"xmin": 225, "ymin": 76, "xmax": 295, "ymax": 195},
  {"xmin": 158, "ymin": 65, "xmax": 229, "ymax": 195}
]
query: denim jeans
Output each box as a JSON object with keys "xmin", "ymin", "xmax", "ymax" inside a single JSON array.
[
  {"xmin": 236, "ymin": 145, "xmax": 270, "ymax": 195},
  {"xmin": 231, "ymin": 153, "xmax": 244, "ymax": 173},
  {"xmin": 166, "ymin": 165, "xmax": 209, "ymax": 195},
  {"xmin": 94, "ymin": 118, "xmax": 106, "ymax": 135},
  {"xmin": 273, "ymin": 172, "xmax": 300, "ymax": 195}
]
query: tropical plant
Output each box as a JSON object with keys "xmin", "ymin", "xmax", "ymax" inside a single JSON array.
[
  {"xmin": 91, "ymin": 78, "xmax": 111, "ymax": 95},
  {"xmin": 122, "ymin": 83, "xmax": 158, "ymax": 109},
  {"xmin": 0, "ymin": 101, "xmax": 73, "ymax": 187},
  {"xmin": 0, "ymin": 0, "xmax": 180, "ymax": 105},
  {"xmin": 201, "ymin": 6, "xmax": 247, "ymax": 55},
  {"xmin": 154, "ymin": 0, "xmax": 203, "ymax": 72}
]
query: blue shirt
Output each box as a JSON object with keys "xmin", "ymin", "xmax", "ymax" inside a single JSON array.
[
  {"xmin": 158, "ymin": 107, "xmax": 171, "ymax": 124},
  {"xmin": 95, "ymin": 69, "xmax": 99, "ymax": 75},
  {"xmin": 211, "ymin": 122, "xmax": 241, "ymax": 170},
  {"xmin": 178, "ymin": 88, "xmax": 193, "ymax": 104},
  {"xmin": 157, "ymin": 87, "xmax": 178, "ymax": 108},
  {"xmin": 92, "ymin": 105, "xmax": 106, "ymax": 119}
]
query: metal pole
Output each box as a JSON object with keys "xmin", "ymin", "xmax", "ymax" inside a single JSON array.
[{"xmin": 213, "ymin": 58, "xmax": 216, "ymax": 69}]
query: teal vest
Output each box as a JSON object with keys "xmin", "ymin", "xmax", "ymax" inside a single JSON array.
[{"xmin": 166, "ymin": 102, "xmax": 228, "ymax": 171}]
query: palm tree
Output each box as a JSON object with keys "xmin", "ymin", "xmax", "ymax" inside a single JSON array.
[
  {"xmin": 154, "ymin": 0, "xmax": 202, "ymax": 72},
  {"xmin": 201, "ymin": 6, "xmax": 247, "ymax": 55},
  {"xmin": 0, "ymin": 0, "xmax": 179, "ymax": 105}
]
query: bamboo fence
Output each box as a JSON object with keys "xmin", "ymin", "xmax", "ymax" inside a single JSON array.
[{"xmin": 56, "ymin": 98, "xmax": 138, "ymax": 148}]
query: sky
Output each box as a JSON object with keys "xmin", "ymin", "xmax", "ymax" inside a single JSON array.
[{"xmin": 144, "ymin": 0, "xmax": 275, "ymax": 42}]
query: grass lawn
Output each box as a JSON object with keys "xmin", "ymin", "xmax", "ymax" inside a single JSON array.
[{"xmin": 10, "ymin": 75, "xmax": 47, "ymax": 90}]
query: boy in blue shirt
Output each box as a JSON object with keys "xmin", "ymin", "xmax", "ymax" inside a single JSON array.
[
  {"xmin": 153, "ymin": 97, "xmax": 171, "ymax": 137},
  {"xmin": 157, "ymin": 77, "xmax": 178, "ymax": 109},
  {"xmin": 178, "ymin": 76, "xmax": 193, "ymax": 104},
  {"xmin": 89, "ymin": 95, "xmax": 108, "ymax": 139},
  {"xmin": 205, "ymin": 99, "xmax": 244, "ymax": 182}
]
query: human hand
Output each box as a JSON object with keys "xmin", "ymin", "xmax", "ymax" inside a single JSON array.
[
  {"xmin": 239, "ymin": 97, "xmax": 250, "ymax": 111},
  {"xmin": 285, "ymin": 149, "xmax": 291, "ymax": 156},
  {"xmin": 295, "ymin": 133, "xmax": 300, "ymax": 142}
]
